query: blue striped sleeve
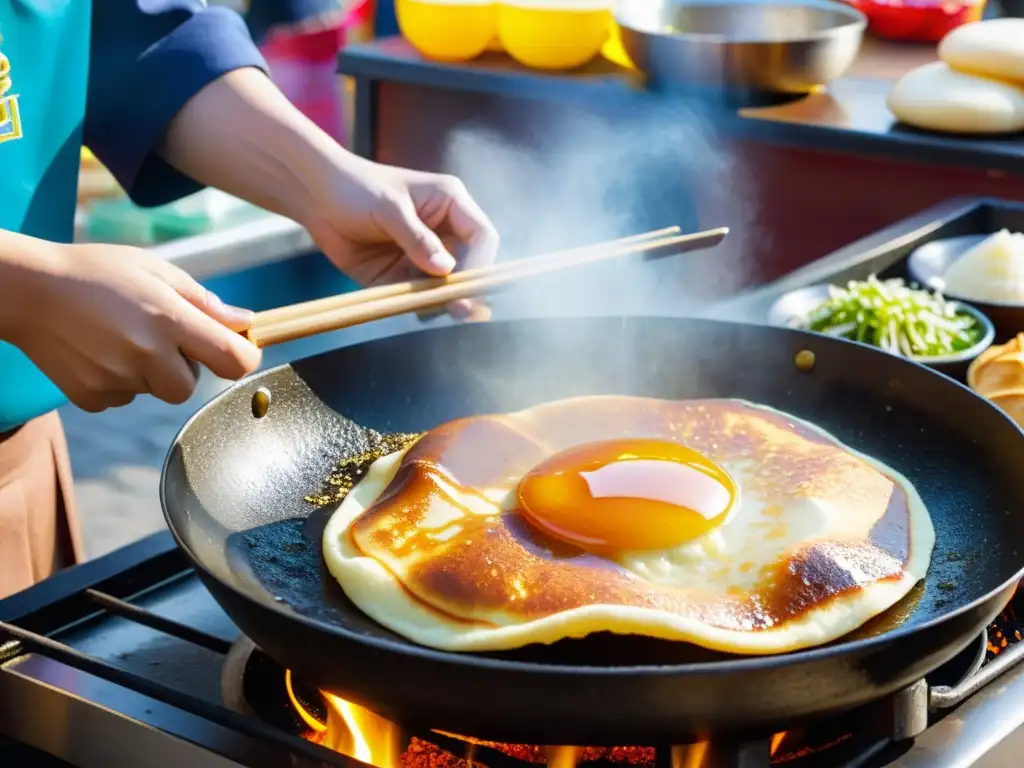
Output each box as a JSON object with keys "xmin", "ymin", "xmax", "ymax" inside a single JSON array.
[{"xmin": 84, "ymin": 1, "xmax": 269, "ymax": 208}]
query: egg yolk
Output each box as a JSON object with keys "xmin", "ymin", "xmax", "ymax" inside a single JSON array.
[{"xmin": 516, "ymin": 438, "xmax": 736, "ymax": 553}]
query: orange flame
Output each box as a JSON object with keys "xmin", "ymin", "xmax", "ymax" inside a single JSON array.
[
  {"xmin": 286, "ymin": 678, "xmax": 404, "ymax": 767},
  {"xmin": 286, "ymin": 675, "xmax": 593, "ymax": 768},
  {"xmin": 770, "ymin": 732, "xmax": 786, "ymax": 756},
  {"xmin": 285, "ymin": 670, "xmax": 326, "ymax": 735},
  {"xmin": 669, "ymin": 733, "xmax": 789, "ymax": 766},
  {"xmin": 287, "ymin": 678, "xmax": 808, "ymax": 768},
  {"xmin": 670, "ymin": 742, "xmax": 708, "ymax": 768},
  {"xmin": 546, "ymin": 746, "xmax": 579, "ymax": 768},
  {"xmin": 322, "ymin": 693, "xmax": 405, "ymax": 767}
]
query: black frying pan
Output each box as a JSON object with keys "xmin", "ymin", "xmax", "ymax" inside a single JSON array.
[{"xmin": 161, "ymin": 317, "xmax": 1024, "ymax": 745}]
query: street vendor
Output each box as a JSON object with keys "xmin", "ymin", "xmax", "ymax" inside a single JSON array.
[{"xmin": 0, "ymin": 0, "xmax": 498, "ymax": 599}]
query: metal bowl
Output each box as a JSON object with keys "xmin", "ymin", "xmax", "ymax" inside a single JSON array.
[
  {"xmin": 616, "ymin": 0, "xmax": 867, "ymax": 94},
  {"xmin": 907, "ymin": 234, "xmax": 1024, "ymax": 343},
  {"xmin": 767, "ymin": 282, "xmax": 996, "ymax": 380}
]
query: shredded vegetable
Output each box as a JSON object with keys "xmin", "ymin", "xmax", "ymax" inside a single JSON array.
[{"xmin": 793, "ymin": 275, "xmax": 984, "ymax": 358}]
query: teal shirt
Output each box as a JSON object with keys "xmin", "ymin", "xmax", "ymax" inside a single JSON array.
[
  {"xmin": 0, "ymin": 1, "xmax": 88, "ymax": 432},
  {"xmin": 0, "ymin": 1, "xmax": 266, "ymax": 433}
]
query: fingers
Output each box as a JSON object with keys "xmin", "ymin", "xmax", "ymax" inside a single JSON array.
[
  {"xmin": 69, "ymin": 318, "xmax": 235, "ymax": 412},
  {"xmin": 144, "ymin": 352, "xmax": 199, "ymax": 406},
  {"xmin": 175, "ymin": 299, "xmax": 263, "ymax": 381},
  {"xmin": 450, "ymin": 299, "xmax": 493, "ymax": 323},
  {"xmin": 446, "ymin": 299, "xmax": 475, "ymax": 320},
  {"xmin": 30, "ymin": 255, "xmax": 257, "ymax": 417},
  {"xmin": 431, "ymin": 175, "xmax": 500, "ymax": 272},
  {"xmin": 74, "ymin": 391, "xmax": 137, "ymax": 414},
  {"xmin": 431, "ymin": 177, "xmax": 497, "ymax": 322},
  {"xmin": 60, "ymin": 332, "xmax": 199, "ymax": 411},
  {"xmin": 146, "ymin": 259, "xmax": 256, "ymax": 332},
  {"xmin": 195, "ymin": 291, "xmax": 256, "ymax": 333},
  {"xmin": 145, "ymin": 259, "xmax": 261, "ymax": 381},
  {"xmin": 417, "ymin": 300, "xmax": 492, "ymax": 324},
  {"xmin": 77, "ymin": 356, "xmax": 197, "ymax": 409},
  {"xmin": 379, "ymin": 195, "xmax": 458, "ymax": 277},
  {"xmin": 396, "ymin": 174, "xmax": 498, "ymax": 321}
]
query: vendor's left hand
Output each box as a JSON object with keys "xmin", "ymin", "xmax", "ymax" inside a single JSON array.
[{"xmin": 301, "ymin": 153, "xmax": 500, "ymax": 321}]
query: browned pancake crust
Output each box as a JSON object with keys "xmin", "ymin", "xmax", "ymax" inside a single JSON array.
[{"xmin": 349, "ymin": 398, "xmax": 910, "ymax": 632}]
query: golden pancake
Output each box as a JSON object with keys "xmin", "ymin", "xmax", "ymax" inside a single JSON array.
[{"xmin": 322, "ymin": 396, "xmax": 935, "ymax": 654}]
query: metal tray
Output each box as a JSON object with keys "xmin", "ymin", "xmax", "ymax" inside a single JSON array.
[{"xmin": 711, "ymin": 196, "xmax": 1024, "ymax": 376}]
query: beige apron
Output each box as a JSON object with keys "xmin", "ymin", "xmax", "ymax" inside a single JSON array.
[{"xmin": 0, "ymin": 412, "xmax": 84, "ymax": 599}]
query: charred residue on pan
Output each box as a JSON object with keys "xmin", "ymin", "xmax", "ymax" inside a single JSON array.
[
  {"xmin": 233, "ymin": 512, "xmax": 415, "ymax": 638},
  {"xmin": 305, "ymin": 431, "xmax": 423, "ymax": 507},
  {"xmin": 229, "ymin": 427, "xmax": 423, "ymax": 633}
]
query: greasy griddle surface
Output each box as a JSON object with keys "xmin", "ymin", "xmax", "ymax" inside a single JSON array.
[{"xmin": 182, "ymin": 318, "xmax": 1023, "ymax": 668}]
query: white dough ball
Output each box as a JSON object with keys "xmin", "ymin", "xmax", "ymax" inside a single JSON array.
[
  {"xmin": 887, "ymin": 61, "xmax": 1024, "ymax": 135},
  {"xmin": 939, "ymin": 19, "xmax": 1024, "ymax": 83}
]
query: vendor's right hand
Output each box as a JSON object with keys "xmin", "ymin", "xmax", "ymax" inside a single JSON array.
[{"xmin": 10, "ymin": 243, "xmax": 261, "ymax": 413}]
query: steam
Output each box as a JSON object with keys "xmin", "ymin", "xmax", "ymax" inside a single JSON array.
[
  {"xmin": 442, "ymin": 100, "xmax": 756, "ymax": 319},
  {"xmin": 433, "ymin": 100, "xmax": 757, "ymax": 405}
]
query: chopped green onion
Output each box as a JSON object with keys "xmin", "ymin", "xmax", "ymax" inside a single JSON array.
[{"xmin": 791, "ymin": 275, "xmax": 984, "ymax": 359}]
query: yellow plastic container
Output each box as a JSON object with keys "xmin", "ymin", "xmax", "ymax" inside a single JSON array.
[
  {"xmin": 497, "ymin": 0, "xmax": 613, "ymax": 71},
  {"xmin": 397, "ymin": 0, "xmax": 497, "ymax": 62},
  {"xmin": 601, "ymin": 21, "xmax": 634, "ymax": 69}
]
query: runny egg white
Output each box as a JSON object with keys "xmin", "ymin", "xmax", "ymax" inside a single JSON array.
[{"xmin": 322, "ymin": 396, "xmax": 935, "ymax": 654}]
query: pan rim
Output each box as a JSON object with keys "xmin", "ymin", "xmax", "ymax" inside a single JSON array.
[{"xmin": 160, "ymin": 317, "xmax": 1024, "ymax": 678}]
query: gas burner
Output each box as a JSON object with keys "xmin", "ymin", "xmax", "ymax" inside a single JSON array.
[
  {"xmin": 222, "ymin": 635, "xmax": 322, "ymax": 734},
  {"xmin": 3, "ymin": 534, "xmax": 1024, "ymax": 768},
  {"xmin": 219, "ymin": 631, "xmax": 990, "ymax": 768}
]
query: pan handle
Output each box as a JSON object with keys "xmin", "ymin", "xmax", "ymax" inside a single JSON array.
[{"xmin": 930, "ymin": 634, "xmax": 1023, "ymax": 712}]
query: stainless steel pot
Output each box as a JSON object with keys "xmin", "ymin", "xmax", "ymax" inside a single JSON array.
[{"xmin": 616, "ymin": 0, "xmax": 867, "ymax": 94}]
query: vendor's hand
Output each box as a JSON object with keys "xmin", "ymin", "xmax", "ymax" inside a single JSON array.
[
  {"xmin": 300, "ymin": 153, "xmax": 500, "ymax": 321},
  {"xmin": 11, "ymin": 243, "xmax": 261, "ymax": 413}
]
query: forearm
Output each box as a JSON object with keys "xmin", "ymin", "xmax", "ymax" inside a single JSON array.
[
  {"xmin": 0, "ymin": 231, "xmax": 62, "ymax": 342},
  {"xmin": 159, "ymin": 68, "xmax": 353, "ymax": 223}
]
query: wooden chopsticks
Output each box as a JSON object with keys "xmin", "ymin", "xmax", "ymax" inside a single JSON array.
[{"xmin": 245, "ymin": 225, "xmax": 729, "ymax": 348}]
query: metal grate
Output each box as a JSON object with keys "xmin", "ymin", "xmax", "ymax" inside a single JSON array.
[{"xmin": 0, "ymin": 532, "xmax": 1021, "ymax": 768}]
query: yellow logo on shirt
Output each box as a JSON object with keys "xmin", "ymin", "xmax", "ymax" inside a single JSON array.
[{"xmin": 0, "ymin": 51, "xmax": 24, "ymax": 145}]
